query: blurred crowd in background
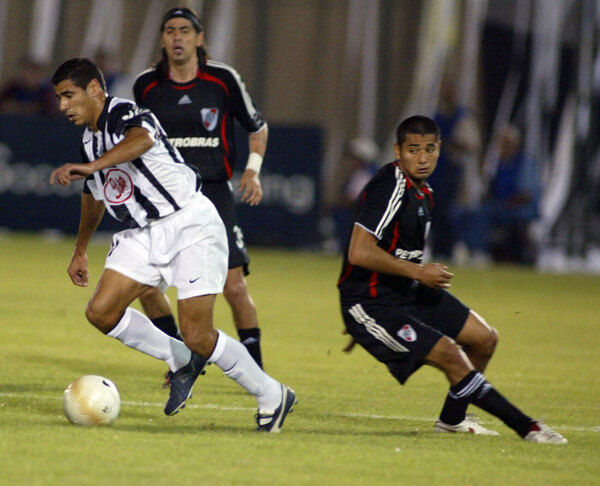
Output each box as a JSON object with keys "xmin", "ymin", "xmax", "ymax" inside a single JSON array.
[{"xmin": 1, "ymin": 0, "xmax": 599, "ymax": 272}]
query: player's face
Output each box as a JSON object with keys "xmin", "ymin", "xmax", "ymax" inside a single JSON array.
[
  {"xmin": 54, "ymin": 79, "xmax": 101, "ymax": 129},
  {"xmin": 161, "ymin": 18, "xmax": 203, "ymax": 65},
  {"xmin": 394, "ymin": 133, "xmax": 440, "ymax": 187}
]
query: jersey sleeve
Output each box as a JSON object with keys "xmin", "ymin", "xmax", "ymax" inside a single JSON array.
[
  {"xmin": 132, "ymin": 77, "xmax": 143, "ymax": 105},
  {"xmin": 354, "ymin": 167, "xmax": 405, "ymax": 240},
  {"xmin": 220, "ymin": 65, "xmax": 266, "ymax": 133},
  {"xmin": 107, "ymin": 101, "xmax": 160, "ymax": 140},
  {"xmin": 132, "ymin": 70, "xmax": 157, "ymax": 106}
]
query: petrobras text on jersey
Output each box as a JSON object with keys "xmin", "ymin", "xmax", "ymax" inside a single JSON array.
[
  {"xmin": 394, "ymin": 248, "xmax": 423, "ymax": 261},
  {"xmin": 168, "ymin": 137, "xmax": 220, "ymax": 148}
]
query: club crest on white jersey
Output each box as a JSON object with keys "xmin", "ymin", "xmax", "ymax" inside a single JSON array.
[
  {"xmin": 201, "ymin": 108, "xmax": 219, "ymax": 131},
  {"xmin": 104, "ymin": 168, "xmax": 134, "ymax": 204}
]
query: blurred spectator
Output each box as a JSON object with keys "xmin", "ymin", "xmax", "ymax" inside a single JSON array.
[
  {"xmin": 93, "ymin": 49, "xmax": 129, "ymax": 98},
  {"xmin": 428, "ymin": 73, "xmax": 483, "ymax": 261},
  {"xmin": 484, "ymin": 124, "xmax": 541, "ymax": 264},
  {"xmin": 0, "ymin": 57, "xmax": 57, "ymax": 116},
  {"xmin": 330, "ymin": 137, "xmax": 380, "ymax": 251},
  {"xmin": 455, "ymin": 124, "xmax": 541, "ymax": 265}
]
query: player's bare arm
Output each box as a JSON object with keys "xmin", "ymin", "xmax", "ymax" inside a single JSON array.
[
  {"xmin": 239, "ymin": 124, "xmax": 268, "ymax": 206},
  {"xmin": 348, "ymin": 224, "xmax": 453, "ymax": 289},
  {"xmin": 50, "ymin": 127, "xmax": 154, "ymax": 186},
  {"xmin": 68, "ymin": 194, "xmax": 105, "ymax": 287}
]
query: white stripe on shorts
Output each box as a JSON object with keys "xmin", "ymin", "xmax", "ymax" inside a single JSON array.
[{"xmin": 348, "ymin": 304, "xmax": 409, "ymax": 353}]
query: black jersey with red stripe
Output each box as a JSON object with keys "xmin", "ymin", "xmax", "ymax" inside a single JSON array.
[
  {"xmin": 133, "ymin": 60, "xmax": 266, "ymax": 182},
  {"xmin": 338, "ymin": 162, "xmax": 434, "ymax": 301}
]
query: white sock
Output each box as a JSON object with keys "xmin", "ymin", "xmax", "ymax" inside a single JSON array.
[
  {"xmin": 209, "ymin": 330, "xmax": 282, "ymax": 410},
  {"xmin": 107, "ymin": 308, "xmax": 191, "ymax": 371}
]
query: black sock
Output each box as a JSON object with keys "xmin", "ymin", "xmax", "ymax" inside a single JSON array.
[
  {"xmin": 151, "ymin": 315, "xmax": 181, "ymax": 341},
  {"xmin": 237, "ymin": 327, "xmax": 263, "ymax": 369},
  {"xmin": 472, "ymin": 385, "xmax": 533, "ymax": 437},
  {"xmin": 439, "ymin": 370, "xmax": 480, "ymax": 425},
  {"xmin": 440, "ymin": 370, "xmax": 533, "ymax": 437}
]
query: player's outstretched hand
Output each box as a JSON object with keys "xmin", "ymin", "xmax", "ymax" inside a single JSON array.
[
  {"xmin": 50, "ymin": 163, "xmax": 92, "ymax": 186},
  {"xmin": 418, "ymin": 263, "xmax": 454, "ymax": 289},
  {"xmin": 67, "ymin": 253, "xmax": 90, "ymax": 287},
  {"xmin": 238, "ymin": 169, "xmax": 263, "ymax": 206}
]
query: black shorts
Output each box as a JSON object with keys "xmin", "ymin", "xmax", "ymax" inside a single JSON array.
[
  {"xmin": 201, "ymin": 181, "xmax": 250, "ymax": 274},
  {"xmin": 341, "ymin": 284, "xmax": 470, "ymax": 384}
]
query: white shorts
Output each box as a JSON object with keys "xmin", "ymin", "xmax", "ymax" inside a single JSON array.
[{"xmin": 104, "ymin": 194, "xmax": 228, "ymax": 299}]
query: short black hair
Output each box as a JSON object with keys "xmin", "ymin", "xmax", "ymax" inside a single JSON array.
[
  {"xmin": 51, "ymin": 58, "xmax": 106, "ymax": 91},
  {"xmin": 396, "ymin": 116, "xmax": 440, "ymax": 146}
]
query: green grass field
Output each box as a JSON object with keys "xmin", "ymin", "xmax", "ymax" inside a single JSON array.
[{"xmin": 1, "ymin": 232, "xmax": 599, "ymax": 485}]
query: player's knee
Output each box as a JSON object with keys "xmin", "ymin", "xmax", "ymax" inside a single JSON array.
[
  {"xmin": 223, "ymin": 276, "xmax": 249, "ymax": 305},
  {"xmin": 85, "ymin": 301, "xmax": 118, "ymax": 333},
  {"xmin": 475, "ymin": 326, "xmax": 498, "ymax": 359},
  {"xmin": 485, "ymin": 326, "xmax": 499, "ymax": 356},
  {"xmin": 437, "ymin": 336, "xmax": 464, "ymax": 363},
  {"xmin": 180, "ymin": 326, "xmax": 217, "ymax": 357},
  {"xmin": 427, "ymin": 336, "xmax": 469, "ymax": 371}
]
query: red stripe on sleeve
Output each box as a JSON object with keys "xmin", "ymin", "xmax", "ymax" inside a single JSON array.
[
  {"xmin": 141, "ymin": 80, "xmax": 159, "ymax": 101},
  {"xmin": 197, "ymin": 70, "xmax": 230, "ymax": 97},
  {"xmin": 220, "ymin": 111, "xmax": 232, "ymax": 179}
]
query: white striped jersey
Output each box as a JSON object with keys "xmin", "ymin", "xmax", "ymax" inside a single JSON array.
[
  {"xmin": 338, "ymin": 162, "xmax": 434, "ymax": 300},
  {"xmin": 81, "ymin": 96, "xmax": 201, "ymax": 228}
]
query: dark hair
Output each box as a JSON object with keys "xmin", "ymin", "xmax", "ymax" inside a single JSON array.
[
  {"xmin": 156, "ymin": 7, "xmax": 207, "ymax": 84},
  {"xmin": 396, "ymin": 116, "xmax": 440, "ymax": 145},
  {"xmin": 51, "ymin": 58, "xmax": 106, "ymax": 91},
  {"xmin": 160, "ymin": 7, "xmax": 203, "ymax": 33}
]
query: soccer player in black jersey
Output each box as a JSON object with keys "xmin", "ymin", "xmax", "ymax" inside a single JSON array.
[
  {"xmin": 338, "ymin": 115, "xmax": 566, "ymax": 443},
  {"xmin": 132, "ymin": 7, "xmax": 266, "ymax": 372}
]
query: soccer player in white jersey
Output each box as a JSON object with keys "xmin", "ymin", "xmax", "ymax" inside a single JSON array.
[{"xmin": 49, "ymin": 58, "xmax": 295, "ymax": 431}]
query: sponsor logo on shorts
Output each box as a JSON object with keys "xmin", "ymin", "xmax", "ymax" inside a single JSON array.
[{"xmin": 397, "ymin": 324, "xmax": 417, "ymax": 342}]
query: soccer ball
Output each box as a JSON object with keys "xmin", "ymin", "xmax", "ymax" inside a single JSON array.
[{"xmin": 63, "ymin": 375, "xmax": 120, "ymax": 426}]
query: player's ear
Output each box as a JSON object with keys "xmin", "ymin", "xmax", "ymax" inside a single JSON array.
[
  {"xmin": 393, "ymin": 143, "xmax": 401, "ymax": 160},
  {"xmin": 196, "ymin": 32, "xmax": 204, "ymax": 47},
  {"xmin": 87, "ymin": 78, "xmax": 103, "ymax": 96}
]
